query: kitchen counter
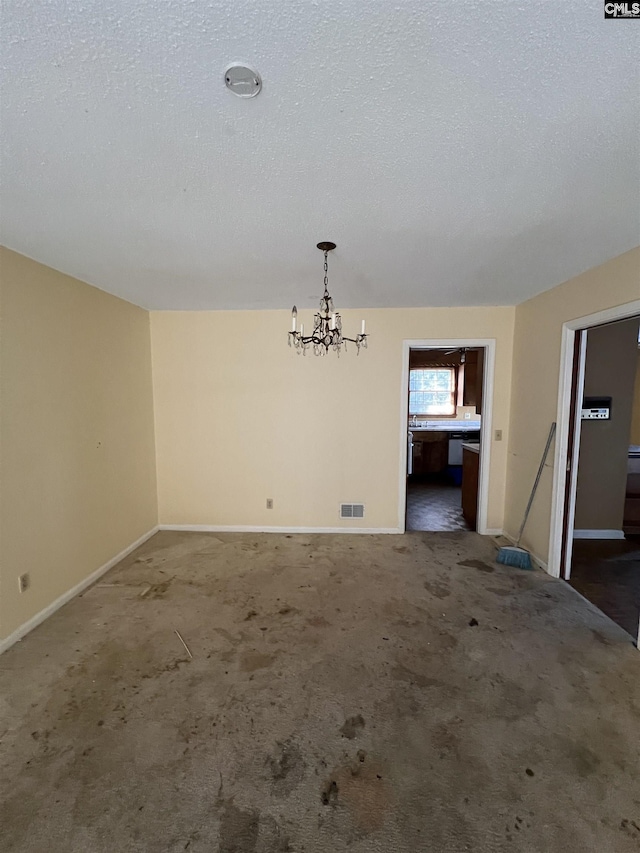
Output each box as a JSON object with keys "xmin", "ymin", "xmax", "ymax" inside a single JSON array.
[
  {"xmin": 462, "ymin": 444, "xmax": 480, "ymax": 529},
  {"xmin": 409, "ymin": 419, "xmax": 481, "ymax": 432},
  {"xmin": 461, "ymin": 441, "xmax": 480, "ymax": 454}
]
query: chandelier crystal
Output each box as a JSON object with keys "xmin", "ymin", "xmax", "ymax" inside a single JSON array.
[{"xmin": 288, "ymin": 242, "xmax": 368, "ymax": 356}]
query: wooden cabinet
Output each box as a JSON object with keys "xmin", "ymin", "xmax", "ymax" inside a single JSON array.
[
  {"xmin": 462, "ymin": 349, "xmax": 484, "ymax": 415},
  {"xmin": 422, "ymin": 437, "xmax": 448, "ymax": 473},
  {"xmin": 412, "ymin": 432, "xmax": 448, "ymax": 475},
  {"xmin": 461, "ymin": 447, "xmax": 479, "ymax": 530}
]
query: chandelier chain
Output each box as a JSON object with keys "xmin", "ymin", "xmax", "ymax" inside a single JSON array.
[{"xmin": 323, "ymin": 251, "xmax": 329, "ymax": 296}]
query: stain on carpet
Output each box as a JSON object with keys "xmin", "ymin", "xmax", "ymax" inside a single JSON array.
[
  {"xmin": 340, "ymin": 715, "xmax": 365, "ymax": 739},
  {"xmin": 486, "ymin": 586, "xmax": 513, "ymax": 597},
  {"xmin": 423, "ymin": 579, "xmax": 451, "ymax": 599},
  {"xmin": 321, "ymin": 778, "xmax": 339, "ymax": 806},
  {"xmin": 268, "ymin": 740, "xmax": 305, "ymax": 797},
  {"xmin": 219, "ymin": 801, "xmax": 259, "ymax": 853},
  {"xmin": 431, "ymin": 722, "xmax": 461, "ymax": 758},
  {"xmin": 259, "ymin": 815, "xmax": 292, "ymax": 851},
  {"xmin": 306, "ymin": 615, "xmax": 331, "ymax": 628},
  {"xmin": 240, "ymin": 652, "xmax": 275, "ymax": 672},
  {"xmin": 142, "ymin": 578, "xmax": 173, "ymax": 598},
  {"xmin": 458, "ymin": 558, "xmax": 495, "ymax": 573},
  {"xmin": 323, "ymin": 754, "xmax": 390, "ymax": 833},
  {"xmin": 391, "ymin": 664, "xmax": 441, "ymax": 691}
]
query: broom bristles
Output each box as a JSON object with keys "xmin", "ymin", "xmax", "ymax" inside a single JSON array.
[{"xmin": 496, "ymin": 545, "xmax": 533, "ymax": 570}]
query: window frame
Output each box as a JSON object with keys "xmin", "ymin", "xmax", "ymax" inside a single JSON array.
[{"xmin": 408, "ymin": 366, "xmax": 458, "ymax": 418}]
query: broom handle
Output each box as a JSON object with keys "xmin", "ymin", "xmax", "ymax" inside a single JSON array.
[{"xmin": 516, "ymin": 422, "xmax": 557, "ymax": 547}]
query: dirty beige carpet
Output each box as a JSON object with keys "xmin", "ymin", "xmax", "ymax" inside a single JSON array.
[{"xmin": 1, "ymin": 531, "xmax": 639, "ymax": 853}]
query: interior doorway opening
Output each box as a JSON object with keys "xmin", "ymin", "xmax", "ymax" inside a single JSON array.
[
  {"xmin": 552, "ymin": 308, "xmax": 640, "ymax": 643},
  {"xmin": 401, "ymin": 341, "xmax": 491, "ymax": 533}
]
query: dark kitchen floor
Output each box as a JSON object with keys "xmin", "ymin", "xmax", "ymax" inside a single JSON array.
[
  {"xmin": 568, "ymin": 537, "xmax": 640, "ymax": 640},
  {"xmin": 406, "ymin": 480, "xmax": 471, "ymax": 532}
]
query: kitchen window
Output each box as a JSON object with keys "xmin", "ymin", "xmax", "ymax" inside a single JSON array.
[{"xmin": 409, "ymin": 367, "xmax": 456, "ymax": 416}]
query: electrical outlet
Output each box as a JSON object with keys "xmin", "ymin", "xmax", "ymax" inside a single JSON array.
[
  {"xmin": 266, "ymin": 498, "xmax": 273, "ymax": 509},
  {"xmin": 464, "ymin": 412, "xmax": 471, "ymax": 419},
  {"xmin": 494, "ymin": 429, "xmax": 503, "ymax": 441},
  {"xmin": 18, "ymin": 573, "xmax": 30, "ymax": 593}
]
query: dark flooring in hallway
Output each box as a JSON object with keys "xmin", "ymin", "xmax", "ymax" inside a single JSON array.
[
  {"xmin": 569, "ymin": 537, "xmax": 640, "ymax": 640},
  {"xmin": 406, "ymin": 481, "xmax": 470, "ymax": 532}
]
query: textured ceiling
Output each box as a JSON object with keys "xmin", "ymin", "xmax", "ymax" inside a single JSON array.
[{"xmin": 1, "ymin": 1, "xmax": 639, "ymax": 310}]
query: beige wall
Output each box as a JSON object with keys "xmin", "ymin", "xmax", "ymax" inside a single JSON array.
[
  {"xmin": 631, "ymin": 350, "xmax": 640, "ymax": 446},
  {"xmin": 151, "ymin": 307, "xmax": 515, "ymax": 532},
  {"xmin": 505, "ymin": 247, "xmax": 640, "ymax": 563},
  {"xmin": 3, "ymin": 242, "xmax": 635, "ymax": 646},
  {"xmin": 0, "ymin": 249, "xmax": 158, "ymax": 642},
  {"xmin": 574, "ymin": 319, "xmax": 639, "ymax": 531}
]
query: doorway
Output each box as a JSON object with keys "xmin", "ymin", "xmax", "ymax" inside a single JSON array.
[
  {"xmin": 551, "ymin": 310, "xmax": 640, "ymax": 642},
  {"xmin": 399, "ymin": 339, "xmax": 496, "ymax": 534}
]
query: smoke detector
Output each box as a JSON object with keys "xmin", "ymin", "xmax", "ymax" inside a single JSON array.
[{"xmin": 224, "ymin": 63, "xmax": 262, "ymax": 98}]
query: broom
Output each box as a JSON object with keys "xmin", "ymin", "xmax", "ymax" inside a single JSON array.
[{"xmin": 497, "ymin": 422, "xmax": 557, "ymax": 569}]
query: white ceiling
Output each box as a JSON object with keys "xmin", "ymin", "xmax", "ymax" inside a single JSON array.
[{"xmin": 1, "ymin": 1, "xmax": 639, "ymax": 310}]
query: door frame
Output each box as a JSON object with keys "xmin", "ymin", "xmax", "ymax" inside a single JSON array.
[
  {"xmin": 398, "ymin": 338, "xmax": 497, "ymax": 535},
  {"xmin": 558, "ymin": 329, "xmax": 587, "ymax": 580},
  {"xmin": 548, "ymin": 299, "xmax": 640, "ymax": 578}
]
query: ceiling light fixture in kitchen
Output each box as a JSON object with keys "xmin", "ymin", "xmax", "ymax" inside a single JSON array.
[{"xmin": 288, "ymin": 242, "xmax": 368, "ymax": 356}]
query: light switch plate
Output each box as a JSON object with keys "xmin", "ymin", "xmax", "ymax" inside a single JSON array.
[{"xmin": 494, "ymin": 429, "xmax": 503, "ymax": 441}]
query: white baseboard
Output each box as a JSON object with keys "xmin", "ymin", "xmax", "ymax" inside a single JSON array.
[
  {"xmin": 0, "ymin": 525, "xmax": 159, "ymax": 656},
  {"xmin": 159, "ymin": 524, "xmax": 401, "ymax": 534},
  {"xmin": 530, "ymin": 553, "xmax": 549, "ymax": 573},
  {"xmin": 159, "ymin": 524, "xmax": 501, "ymax": 536},
  {"xmin": 573, "ymin": 529, "xmax": 625, "ymax": 540}
]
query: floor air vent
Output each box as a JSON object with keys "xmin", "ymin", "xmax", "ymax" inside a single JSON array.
[{"xmin": 340, "ymin": 503, "xmax": 365, "ymax": 519}]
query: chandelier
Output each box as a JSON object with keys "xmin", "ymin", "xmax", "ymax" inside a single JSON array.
[{"xmin": 288, "ymin": 242, "xmax": 368, "ymax": 356}]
